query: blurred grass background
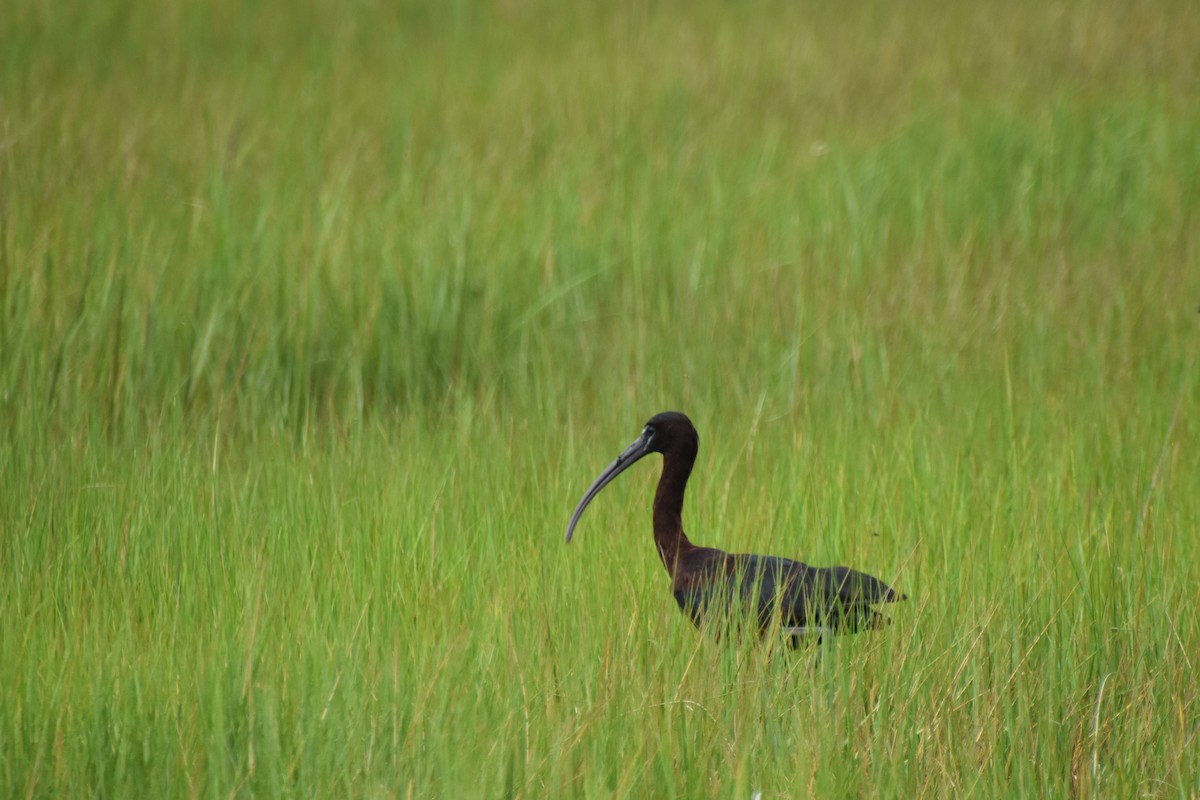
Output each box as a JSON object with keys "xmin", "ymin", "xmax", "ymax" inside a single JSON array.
[{"xmin": 2, "ymin": 0, "xmax": 1198, "ymax": 796}]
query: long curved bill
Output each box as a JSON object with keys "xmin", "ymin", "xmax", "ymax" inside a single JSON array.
[{"xmin": 564, "ymin": 431, "xmax": 654, "ymax": 542}]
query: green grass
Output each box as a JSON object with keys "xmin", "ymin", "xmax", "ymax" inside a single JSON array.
[{"xmin": 3, "ymin": 0, "xmax": 1199, "ymax": 796}]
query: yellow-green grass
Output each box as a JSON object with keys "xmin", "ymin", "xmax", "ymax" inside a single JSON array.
[{"xmin": 2, "ymin": 0, "xmax": 1198, "ymax": 796}]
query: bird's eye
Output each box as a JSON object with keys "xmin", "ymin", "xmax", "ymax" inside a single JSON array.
[{"xmin": 643, "ymin": 426, "xmax": 655, "ymax": 440}]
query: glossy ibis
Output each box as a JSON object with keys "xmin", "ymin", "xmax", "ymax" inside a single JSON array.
[{"xmin": 565, "ymin": 411, "xmax": 906, "ymax": 644}]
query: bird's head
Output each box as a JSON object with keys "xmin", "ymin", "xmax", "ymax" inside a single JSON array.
[{"xmin": 564, "ymin": 411, "xmax": 697, "ymax": 543}]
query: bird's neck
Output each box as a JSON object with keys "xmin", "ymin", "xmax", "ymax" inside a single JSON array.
[{"xmin": 653, "ymin": 441, "xmax": 697, "ymax": 576}]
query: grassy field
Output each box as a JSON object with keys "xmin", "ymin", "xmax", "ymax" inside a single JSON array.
[{"xmin": 3, "ymin": 0, "xmax": 1199, "ymax": 796}]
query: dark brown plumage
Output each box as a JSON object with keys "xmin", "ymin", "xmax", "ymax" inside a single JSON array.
[{"xmin": 565, "ymin": 411, "xmax": 906, "ymax": 644}]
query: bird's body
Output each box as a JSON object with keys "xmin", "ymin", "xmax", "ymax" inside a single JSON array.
[
  {"xmin": 566, "ymin": 411, "xmax": 905, "ymax": 643},
  {"xmin": 670, "ymin": 550, "xmax": 901, "ymax": 638}
]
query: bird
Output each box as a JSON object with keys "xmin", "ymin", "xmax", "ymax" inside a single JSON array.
[{"xmin": 565, "ymin": 411, "xmax": 906, "ymax": 645}]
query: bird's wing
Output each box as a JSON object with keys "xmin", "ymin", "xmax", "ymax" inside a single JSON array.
[
  {"xmin": 819, "ymin": 564, "xmax": 907, "ymax": 604},
  {"xmin": 733, "ymin": 555, "xmax": 905, "ymax": 631},
  {"xmin": 674, "ymin": 553, "xmax": 906, "ymax": 634}
]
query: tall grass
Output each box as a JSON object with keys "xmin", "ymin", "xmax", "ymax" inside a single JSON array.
[{"xmin": 2, "ymin": 0, "xmax": 1198, "ymax": 796}]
